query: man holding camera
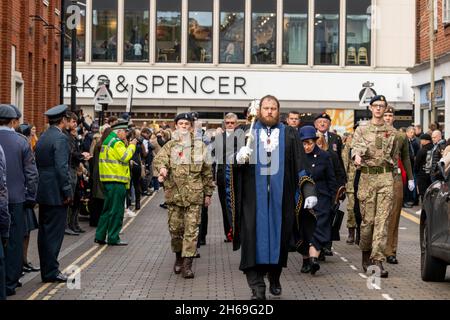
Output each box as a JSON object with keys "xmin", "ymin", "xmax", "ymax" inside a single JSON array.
[{"xmin": 95, "ymin": 119, "xmax": 137, "ymax": 246}]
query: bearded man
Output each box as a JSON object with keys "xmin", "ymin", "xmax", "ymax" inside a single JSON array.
[{"xmin": 232, "ymin": 95, "xmax": 317, "ymax": 300}]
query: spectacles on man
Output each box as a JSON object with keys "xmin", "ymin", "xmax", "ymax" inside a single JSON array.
[
  {"xmin": 372, "ymin": 103, "xmax": 387, "ymax": 109},
  {"xmin": 225, "ymin": 121, "xmax": 236, "ymax": 125}
]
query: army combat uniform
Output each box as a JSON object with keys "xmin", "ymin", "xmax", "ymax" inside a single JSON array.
[
  {"xmin": 154, "ymin": 132, "xmax": 214, "ymax": 278},
  {"xmin": 342, "ymin": 136, "xmax": 357, "ymax": 243},
  {"xmin": 352, "ymin": 119, "xmax": 396, "ymax": 276}
]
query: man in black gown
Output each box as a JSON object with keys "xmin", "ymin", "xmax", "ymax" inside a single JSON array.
[{"xmin": 231, "ymin": 95, "xmax": 317, "ymax": 300}]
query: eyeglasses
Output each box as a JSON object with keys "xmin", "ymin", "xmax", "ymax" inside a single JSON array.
[
  {"xmin": 372, "ymin": 104, "xmax": 387, "ymax": 109},
  {"xmin": 225, "ymin": 122, "xmax": 236, "ymax": 125}
]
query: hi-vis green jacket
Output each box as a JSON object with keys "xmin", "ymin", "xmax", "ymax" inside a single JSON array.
[{"xmin": 99, "ymin": 132, "xmax": 136, "ymax": 186}]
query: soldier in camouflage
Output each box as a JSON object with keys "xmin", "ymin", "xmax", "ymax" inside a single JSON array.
[
  {"xmin": 342, "ymin": 133, "xmax": 357, "ymax": 244},
  {"xmin": 154, "ymin": 113, "xmax": 215, "ymax": 279},
  {"xmin": 352, "ymin": 95, "xmax": 396, "ymax": 278},
  {"xmin": 383, "ymin": 106, "xmax": 415, "ymax": 265}
]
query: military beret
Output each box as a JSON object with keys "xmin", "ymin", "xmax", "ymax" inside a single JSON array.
[
  {"xmin": 385, "ymin": 105, "xmax": 395, "ymax": 114},
  {"xmin": 174, "ymin": 113, "xmax": 193, "ymax": 124},
  {"xmin": 9, "ymin": 104, "xmax": 22, "ymax": 119},
  {"xmin": 369, "ymin": 95, "xmax": 387, "ymax": 105},
  {"xmin": 299, "ymin": 125, "xmax": 318, "ymax": 141},
  {"xmin": 0, "ymin": 104, "xmax": 18, "ymax": 119},
  {"xmin": 111, "ymin": 119, "xmax": 129, "ymax": 131},
  {"xmin": 420, "ymin": 133, "xmax": 432, "ymax": 141},
  {"xmin": 314, "ymin": 113, "xmax": 331, "ymax": 122},
  {"xmin": 44, "ymin": 104, "xmax": 69, "ymax": 119}
]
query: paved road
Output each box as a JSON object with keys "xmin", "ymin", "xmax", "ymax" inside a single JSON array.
[{"xmin": 9, "ymin": 191, "xmax": 450, "ymax": 300}]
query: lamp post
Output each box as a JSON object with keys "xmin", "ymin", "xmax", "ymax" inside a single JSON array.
[
  {"xmin": 70, "ymin": 0, "xmax": 77, "ymax": 113},
  {"xmin": 59, "ymin": 0, "xmax": 65, "ymax": 104}
]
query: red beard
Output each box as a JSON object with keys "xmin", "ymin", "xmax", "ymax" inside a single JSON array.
[{"xmin": 259, "ymin": 115, "xmax": 279, "ymax": 127}]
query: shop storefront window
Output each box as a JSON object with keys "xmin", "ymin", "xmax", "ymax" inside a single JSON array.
[
  {"xmin": 219, "ymin": 0, "xmax": 245, "ymax": 64},
  {"xmin": 64, "ymin": 0, "xmax": 86, "ymax": 61},
  {"xmin": 92, "ymin": 0, "xmax": 118, "ymax": 62},
  {"xmin": 156, "ymin": 0, "xmax": 181, "ymax": 63},
  {"xmin": 251, "ymin": 0, "xmax": 277, "ymax": 64},
  {"xmin": 188, "ymin": 0, "xmax": 213, "ymax": 63},
  {"xmin": 346, "ymin": 0, "xmax": 371, "ymax": 66},
  {"xmin": 124, "ymin": 0, "xmax": 150, "ymax": 62},
  {"xmin": 283, "ymin": 0, "xmax": 308, "ymax": 64},
  {"xmin": 314, "ymin": 0, "xmax": 339, "ymax": 65}
]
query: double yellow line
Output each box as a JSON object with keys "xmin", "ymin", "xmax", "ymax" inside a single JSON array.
[{"xmin": 27, "ymin": 193, "xmax": 155, "ymax": 300}]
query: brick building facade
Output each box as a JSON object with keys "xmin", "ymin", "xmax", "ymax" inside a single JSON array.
[
  {"xmin": 410, "ymin": 0, "xmax": 450, "ymax": 137},
  {"xmin": 0, "ymin": 0, "xmax": 62, "ymax": 132}
]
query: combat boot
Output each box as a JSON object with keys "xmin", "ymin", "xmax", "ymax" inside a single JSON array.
[
  {"xmin": 372, "ymin": 261, "xmax": 388, "ymax": 278},
  {"xmin": 362, "ymin": 251, "xmax": 371, "ymax": 272},
  {"xmin": 346, "ymin": 228, "xmax": 355, "ymax": 244},
  {"xmin": 173, "ymin": 252, "xmax": 183, "ymax": 274},
  {"xmin": 251, "ymin": 287, "xmax": 266, "ymax": 300},
  {"xmin": 182, "ymin": 257, "xmax": 195, "ymax": 279}
]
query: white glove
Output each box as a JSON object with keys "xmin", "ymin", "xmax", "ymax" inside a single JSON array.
[
  {"xmin": 304, "ymin": 196, "xmax": 318, "ymax": 209},
  {"xmin": 236, "ymin": 146, "xmax": 253, "ymax": 164},
  {"xmin": 408, "ymin": 180, "xmax": 415, "ymax": 191}
]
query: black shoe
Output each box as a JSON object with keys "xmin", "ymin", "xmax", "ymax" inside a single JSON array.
[
  {"xmin": 6, "ymin": 289, "xmax": 16, "ymax": 296},
  {"xmin": 94, "ymin": 239, "xmax": 107, "ymax": 245},
  {"xmin": 310, "ymin": 257, "xmax": 320, "ymax": 275},
  {"xmin": 224, "ymin": 238, "xmax": 231, "ymax": 243},
  {"xmin": 108, "ymin": 240, "xmax": 128, "ymax": 246},
  {"xmin": 402, "ymin": 203, "xmax": 413, "ymax": 208},
  {"xmin": 23, "ymin": 262, "xmax": 40, "ymax": 272},
  {"xmin": 301, "ymin": 259, "xmax": 311, "ymax": 273},
  {"xmin": 159, "ymin": 203, "xmax": 168, "ymax": 209},
  {"xmin": 268, "ymin": 275, "xmax": 282, "ymax": 296},
  {"xmin": 65, "ymin": 228, "xmax": 79, "ymax": 236},
  {"xmin": 322, "ymin": 247, "xmax": 333, "ymax": 256},
  {"xmin": 251, "ymin": 288, "xmax": 266, "ymax": 300},
  {"xmin": 17, "ymin": 279, "xmax": 22, "ymax": 287},
  {"xmin": 199, "ymin": 239, "xmax": 206, "ymax": 246},
  {"xmin": 74, "ymin": 227, "xmax": 86, "ymax": 233},
  {"xmin": 43, "ymin": 272, "xmax": 67, "ymax": 283},
  {"xmin": 194, "ymin": 252, "xmax": 201, "ymax": 258},
  {"xmin": 386, "ymin": 255, "xmax": 399, "ymax": 264}
]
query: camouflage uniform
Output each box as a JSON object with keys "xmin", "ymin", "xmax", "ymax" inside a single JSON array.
[
  {"xmin": 342, "ymin": 138, "xmax": 356, "ymax": 229},
  {"xmin": 385, "ymin": 130, "xmax": 413, "ymax": 258},
  {"xmin": 153, "ymin": 132, "xmax": 215, "ymax": 258},
  {"xmin": 352, "ymin": 122, "xmax": 396, "ymax": 262}
]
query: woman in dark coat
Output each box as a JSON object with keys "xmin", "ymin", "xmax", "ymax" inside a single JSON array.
[
  {"xmin": 414, "ymin": 134, "xmax": 434, "ymax": 202},
  {"xmin": 299, "ymin": 126, "xmax": 338, "ymax": 275}
]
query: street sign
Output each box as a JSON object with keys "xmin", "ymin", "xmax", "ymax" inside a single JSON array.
[
  {"xmin": 126, "ymin": 85, "xmax": 134, "ymax": 113},
  {"xmin": 94, "ymin": 84, "xmax": 113, "ymax": 105},
  {"xmin": 359, "ymin": 87, "xmax": 377, "ymax": 107}
]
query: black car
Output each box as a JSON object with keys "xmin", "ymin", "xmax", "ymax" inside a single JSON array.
[{"xmin": 420, "ymin": 164, "xmax": 450, "ymax": 281}]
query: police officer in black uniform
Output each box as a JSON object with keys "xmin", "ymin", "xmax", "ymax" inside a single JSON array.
[
  {"xmin": 0, "ymin": 104, "xmax": 38, "ymax": 296},
  {"xmin": 35, "ymin": 105, "xmax": 72, "ymax": 283}
]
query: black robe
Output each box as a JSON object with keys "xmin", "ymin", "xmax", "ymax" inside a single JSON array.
[{"xmin": 231, "ymin": 125, "xmax": 316, "ymax": 271}]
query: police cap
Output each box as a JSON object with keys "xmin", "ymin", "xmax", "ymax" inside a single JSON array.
[
  {"xmin": 314, "ymin": 112, "xmax": 331, "ymax": 122},
  {"xmin": 174, "ymin": 113, "xmax": 193, "ymax": 124},
  {"xmin": 9, "ymin": 104, "xmax": 22, "ymax": 119},
  {"xmin": 111, "ymin": 119, "xmax": 129, "ymax": 131},
  {"xmin": 44, "ymin": 104, "xmax": 69, "ymax": 119},
  {"xmin": 0, "ymin": 104, "xmax": 18, "ymax": 119},
  {"xmin": 369, "ymin": 95, "xmax": 387, "ymax": 106}
]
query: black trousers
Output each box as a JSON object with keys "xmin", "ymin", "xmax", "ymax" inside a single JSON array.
[
  {"xmin": 38, "ymin": 204, "xmax": 67, "ymax": 281},
  {"xmin": 0, "ymin": 242, "xmax": 6, "ymax": 300},
  {"xmin": 197, "ymin": 206, "xmax": 208, "ymax": 248},
  {"xmin": 244, "ymin": 265, "xmax": 282, "ymax": 291},
  {"xmin": 217, "ymin": 173, "xmax": 231, "ymax": 237},
  {"xmin": 5, "ymin": 203, "xmax": 25, "ymax": 295},
  {"xmin": 126, "ymin": 167, "xmax": 141, "ymax": 208}
]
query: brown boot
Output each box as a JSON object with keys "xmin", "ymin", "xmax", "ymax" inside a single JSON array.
[
  {"xmin": 182, "ymin": 257, "xmax": 195, "ymax": 279},
  {"xmin": 362, "ymin": 251, "xmax": 371, "ymax": 272},
  {"xmin": 346, "ymin": 228, "xmax": 355, "ymax": 244},
  {"xmin": 372, "ymin": 260, "xmax": 389, "ymax": 278},
  {"xmin": 173, "ymin": 252, "xmax": 183, "ymax": 274}
]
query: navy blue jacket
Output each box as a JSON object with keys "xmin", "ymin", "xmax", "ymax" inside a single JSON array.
[
  {"xmin": 35, "ymin": 126, "xmax": 72, "ymax": 206},
  {"xmin": 0, "ymin": 144, "xmax": 9, "ymax": 239},
  {"xmin": 305, "ymin": 145, "xmax": 338, "ymax": 199},
  {"xmin": 0, "ymin": 127, "xmax": 38, "ymax": 204}
]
